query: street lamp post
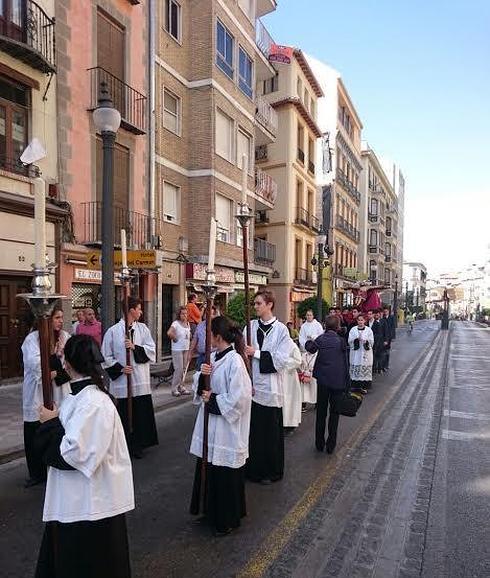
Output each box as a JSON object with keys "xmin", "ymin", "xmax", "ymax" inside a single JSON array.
[
  {"xmin": 311, "ymin": 227, "xmax": 332, "ymax": 323},
  {"xmin": 93, "ymin": 81, "xmax": 121, "ymax": 335},
  {"xmin": 393, "ymin": 274, "xmax": 399, "ymax": 328}
]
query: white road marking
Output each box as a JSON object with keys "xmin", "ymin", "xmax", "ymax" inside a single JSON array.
[
  {"xmin": 445, "ymin": 410, "xmax": 490, "ymax": 421},
  {"xmin": 442, "ymin": 429, "xmax": 490, "ymax": 441}
]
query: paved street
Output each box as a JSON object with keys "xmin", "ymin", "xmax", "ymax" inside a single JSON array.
[{"xmin": 2, "ymin": 321, "xmax": 490, "ymax": 577}]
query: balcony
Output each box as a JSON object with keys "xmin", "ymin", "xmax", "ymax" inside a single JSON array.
[
  {"xmin": 256, "ymin": 0, "xmax": 277, "ymax": 18},
  {"xmin": 88, "ymin": 67, "xmax": 147, "ymax": 135},
  {"xmin": 80, "ymin": 201, "xmax": 162, "ymax": 249},
  {"xmin": 295, "ymin": 207, "xmax": 320, "ymax": 233},
  {"xmin": 297, "ymin": 148, "xmax": 305, "ymax": 164},
  {"xmin": 336, "ymin": 215, "xmax": 360, "ymax": 243},
  {"xmin": 0, "ymin": 155, "xmax": 37, "ymax": 178},
  {"xmin": 368, "ymin": 212, "xmax": 379, "ymax": 223},
  {"xmin": 308, "ymin": 160, "xmax": 315, "ymax": 175},
  {"xmin": 294, "ymin": 267, "xmax": 313, "ymax": 286},
  {"xmin": 255, "ymin": 19, "xmax": 276, "ymax": 81},
  {"xmin": 255, "ymin": 210, "xmax": 270, "ymax": 225},
  {"xmin": 255, "ymin": 167, "xmax": 277, "ymax": 209},
  {"xmin": 0, "ymin": 1, "xmax": 55, "ymax": 73},
  {"xmin": 255, "ymin": 144, "xmax": 268, "ymax": 163},
  {"xmin": 385, "ymin": 255, "xmax": 392, "ymax": 263},
  {"xmin": 368, "ymin": 245, "xmax": 385, "ymax": 255},
  {"xmin": 386, "ymin": 229, "xmax": 392, "ymax": 237},
  {"xmin": 255, "ymin": 95, "xmax": 278, "ymax": 142},
  {"xmin": 335, "ymin": 168, "xmax": 361, "ymax": 204},
  {"xmin": 254, "ymin": 237, "xmax": 276, "ymax": 266}
]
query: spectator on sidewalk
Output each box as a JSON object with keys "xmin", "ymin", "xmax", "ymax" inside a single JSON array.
[
  {"xmin": 76, "ymin": 308, "xmax": 102, "ymax": 346},
  {"xmin": 186, "ymin": 294, "xmax": 202, "ymax": 337},
  {"xmin": 21, "ymin": 306, "xmax": 71, "ymax": 488},
  {"xmin": 71, "ymin": 309, "xmax": 85, "ymax": 336},
  {"xmin": 167, "ymin": 306, "xmax": 192, "ymax": 397},
  {"xmin": 188, "ymin": 305, "xmax": 218, "ymax": 371}
]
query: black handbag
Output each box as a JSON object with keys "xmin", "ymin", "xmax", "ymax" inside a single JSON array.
[{"xmin": 333, "ymin": 390, "xmax": 363, "ymax": 417}]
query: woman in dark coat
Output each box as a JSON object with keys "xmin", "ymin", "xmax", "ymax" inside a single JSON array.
[{"xmin": 305, "ymin": 315, "xmax": 349, "ymax": 454}]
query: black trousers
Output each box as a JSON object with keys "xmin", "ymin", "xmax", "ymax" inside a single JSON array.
[
  {"xmin": 24, "ymin": 421, "xmax": 47, "ymax": 481},
  {"xmin": 116, "ymin": 394, "xmax": 159, "ymax": 455},
  {"xmin": 315, "ymin": 386, "xmax": 342, "ymax": 450},
  {"xmin": 246, "ymin": 402, "xmax": 284, "ymax": 482}
]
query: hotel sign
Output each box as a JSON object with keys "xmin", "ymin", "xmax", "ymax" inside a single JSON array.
[{"xmin": 269, "ymin": 44, "xmax": 293, "ymax": 64}]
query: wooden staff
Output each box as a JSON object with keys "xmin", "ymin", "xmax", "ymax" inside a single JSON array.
[
  {"xmin": 123, "ymin": 279, "xmax": 133, "ymax": 433},
  {"xmin": 38, "ymin": 316, "xmax": 53, "ymax": 410}
]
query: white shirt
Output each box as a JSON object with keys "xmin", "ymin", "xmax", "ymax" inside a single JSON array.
[
  {"xmin": 21, "ymin": 330, "xmax": 71, "ymax": 422},
  {"xmin": 299, "ymin": 319, "xmax": 324, "ymax": 350},
  {"xmin": 43, "ymin": 383, "xmax": 134, "ymax": 523},
  {"xmin": 170, "ymin": 321, "xmax": 191, "ymax": 352},
  {"xmin": 101, "ymin": 319, "xmax": 156, "ymax": 398},
  {"xmin": 190, "ymin": 349, "xmax": 252, "ymax": 468}
]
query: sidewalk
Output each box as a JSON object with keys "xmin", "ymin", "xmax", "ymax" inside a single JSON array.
[{"xmin": 0, "ymin": 370, "xmax": 195, "ymax": 464}]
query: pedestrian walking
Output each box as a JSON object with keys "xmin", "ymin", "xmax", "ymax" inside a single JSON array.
[
  {"xmin": 186, "ymin": 293, "xmax": 202, "ymax": 337},
  {"xmin": 71, "ymin": 309, "xmax": 85, "ymax": 336},
  {"xmin": 34, "ymin": 335, "xmax": 134, "ymax": 578},
  {"xmin": 188, "ymin": 305, "xmax": 218, "ymax": 371},
  {"xmin": 22, "ymin": 306, "xmax": 71, "ymax": 488},
  {"xmin": 298, "ymin": 309, "xmax": 324, "ymax": 406},
  {"xmin": 76, "ymin": 307, "xmax": 102, "ymax": 346},
  {"xmin": 380, "ymin": 307, "xmax": 395, "ymax": 371},
  {"xmin": 189, "ymin": 316, "xmax": 252, "ymax": 536},
  {"xmin": 305, "ymin": 315, "xmax": 349, "ymax": 454},
  {"xmin": 282, "ymin": 341, "xmax": 303, "ymax": 431},
  {"xmin": 348, "ymin": 313, "xmax": 374, "ymax": 394},
  {"xmin": 244, "ymin": 290, "xmax": 293, "ymax": 484},
  {"xmin": 167, "ymin": 306, "xmax": 192, "ymax": 396},
  {"xmin": 102, "ymin": 297, "xmax": 158, "ymax": 459}
]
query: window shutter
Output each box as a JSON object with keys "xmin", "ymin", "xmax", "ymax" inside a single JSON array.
[
  {"xmin": 237, "ymin": 129, "xmax": 250, "ymax": 169},
  {"xmin": 215, "ymin": 109, "xmax": 232, "ymax": 161},
  {"xmin": 97, "ymin": 11, "xmax": 125, "ymax": 80}
]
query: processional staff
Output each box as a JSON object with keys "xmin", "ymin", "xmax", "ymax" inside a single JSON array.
[{"xmin": 120, "ymin": 229, "xmax": 133, "ymax": 432}]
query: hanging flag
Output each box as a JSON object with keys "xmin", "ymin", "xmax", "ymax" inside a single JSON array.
[{"xmin": 269, "ymin": 44, "xmax": 293, "ymax": 64}]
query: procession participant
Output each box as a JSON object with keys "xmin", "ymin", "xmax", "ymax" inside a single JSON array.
[
  {"xmin": 35, "ymin": 335, "xmax": 134, "ymax": 578},
  {"xmin": 305, "ymin": 315, "xmax": 349, "ymax": 453},
  {"xmin": 372, "ymin": 309, "xmax": 384, "ymax": 374},
  {"xmin": 244, "ymin": 290, "xmax": 294, "ymax": 484},
  {"xmin": 101, "ymin": 296, "xmax": 158, "ymax": 459},
  {"xmin": 189, "ymin": 316, "xmax": 252, "ymax": 536},
  {"xmin": 76, "ymin": 308, "xmax": 102, "ymax": 346},
  {"xmin": 282, "ymin": 341, "xmax": 303, "ymax": 432},
  {"xmin": 71, "ymin": 309, "xmax": 85, "ymax": 336},
  {"xmin": 348, "ymin": 313, "xmax": 374, "ymax": 394},
  {"xmin": 167, "ymin": 306, "xmax": 192, "ymax": 396},
  {"xmin": 22, "ymin": 306, "xmax": 71, "ymax": 488},
  {"xmin": 299, "ymin": 309, "xmax": 324, "ymax": 407},
  {"xmin": 380, "ymin": 307, "xmax": 395, "ymax": 371}
]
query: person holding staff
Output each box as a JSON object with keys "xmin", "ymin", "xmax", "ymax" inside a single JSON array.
[
  {"xmin": 101, "ymin": 296, "xmax": 158, "ymax": 459},
  {"xmin": 299, "ymin": 309, "xmax": 324, "ymax": 407},
  {"xmin": 244, "ymin": 290, "xmax": 294, "ymax": 484},
  {"xmin": 189, "ymin": 316, "xmax": 252, "ymax": 536},
  {"xmin": 22, "ymin": 306, "xmax": 71, "ymax": 488},
  {"xmin": 34, "ymin": 335, "xmax": 134, "ymax": 578}
]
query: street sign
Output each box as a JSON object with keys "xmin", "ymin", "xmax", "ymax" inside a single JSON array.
[{"xmin": 86, "ymin": 250, "xmax": 157, "ymax": 270}]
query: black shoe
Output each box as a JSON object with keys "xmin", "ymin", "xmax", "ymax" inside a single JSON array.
[
  {"xmin": 316, "ymin": 442, "xmax": 325, "ymax": 452},
  {"xmin": 24, "ymin": 477, "xmax": 46, "ymax": 488},
  {"xmin": 214, "ymin": 527, "xmax": 233, "ymax": 537},
  {"xmin": 325, "ymin": 439, "xmax": 336, "ymax": 454}
]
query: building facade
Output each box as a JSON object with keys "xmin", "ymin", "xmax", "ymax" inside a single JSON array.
[
  {"xmin": 0, "ymin": 0, "xmax": 61, "ymax": 378},
  {"xmin": 55, "ymin": 0, "xmax": 156, "ymax": 334},
  {"xmin": 403, "ymin": 261, "xmax": 427, "ymax": 312},
  {"xmin": 308, "ymin": 58, "xmax": 363, "ymax": 307},
  {"xmin": 255, "ymin": 46, "xmax": 323, "ymax": 323},
  {"xmin": 155, "ymin": 0, "xmax": 278, "ymax": 352}
]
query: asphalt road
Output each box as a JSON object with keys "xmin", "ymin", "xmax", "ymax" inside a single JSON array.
[{"xmin": 5, "ymin": 320, "xmax": 486, "ymax": 578}]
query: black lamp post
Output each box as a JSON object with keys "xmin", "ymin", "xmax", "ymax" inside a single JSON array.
[
  {"xmin": 311, "ymin": 227, "xmax": 333, "ymax": 323},
  {"xmin": 393, "ymin": 274, "xmax": 399, "ymax": 328},
  {"xmin": 93, "ymin": 81, "xmax": 121, "ymax": 335}
]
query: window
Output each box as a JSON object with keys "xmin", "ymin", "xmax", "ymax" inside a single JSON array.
[
  {"xmin": 238, "ymin": 46, "xmax": 253, "ymax": 98},
  {"xmin": 237, "ymin": 128, "xmax": 252, "ymax": 171},
  {"xmin": 369, "ymin": 229, "xmax": 378, "ymax": 246},
  {"xmin": 163, "ymin": 89, "xmax": 180, "ymax": 135},
  {"xmin": 216, "ymin": 21, "xmax": 234, "ymax": 79},
  {"xmin": 263, "ymin": 73, "xmax": 279, "ymax": 95},
  {"xmin": 370, "ymin": 198, "xmax": 378, "ymax": 215},
  {"xmin": 165, "ymin": 0, "xmax": 181, "ymax": 41},
  {"xmin": 304, "ymin": 88, "xmax": 309, "ymax": 111},
  {"xmin": 97, "ymin": 10, "xmax": 125, "ymax": 80},
  {"xmin": 385, "ymin": 268, "xmax": 391, "ymax": 284},
  {"xmin": 386, "ymin": 216, "xmax": 392, "ymax": 231},
  {"xmin": 385, "ymin": 242, "xmax": 391, "ymax": 256},
  {"xmin": 215, "ymin": 109, "xmax": 234, "ymax": 162},
  {"xmin": 296, "ymin": 77, "xmax": 302, "ymax": 98},
  {"xmin": 216, "ymin": 194, "xmax": 233, "ymax": 243},
  {"xmin": 162, "ymin": 181, "xmax": 180, "ymax": 223},
  {"xmin": 0, "ymin": 77, "xmax": 29, "ymax": 175}
]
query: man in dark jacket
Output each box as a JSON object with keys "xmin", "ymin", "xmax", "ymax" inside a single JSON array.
[
  {"xmin": 305, "ymin": 315, "xmax": 349, "ymax": 454},
  {"xmin": 379, "ymin": 307, "xmax": 395, "ymax": 370}
]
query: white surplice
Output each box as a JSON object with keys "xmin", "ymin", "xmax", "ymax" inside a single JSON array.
[
  {"xmin": 299, "ymin": 319, "xmax": 324, "ymax": 405},
  {"xmin": 190, "ymin": 349, "xmax": 252, "ymax": 469},
  {"xmin": 348, "ymin": 326, "xmax": 375, "ymax": 381},
  {"xmin": 282, "ymin": 343, "xmax": 303, "ymax": 427},
  {"xmin": 21, "ymin": 330, "xmax": 71, "ymax": 422},
  {"xmin": 245, "ymin": 318, "xmax": 294, "ymax": 408},
  {"xmin": 101, "ymin": 319, "xmax": 156, "ymax": 398},
  {"xmin": 43, "ymin": 383, "xmax": 134, "ymax": 523}
]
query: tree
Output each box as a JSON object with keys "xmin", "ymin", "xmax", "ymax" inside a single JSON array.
[
  {"xmin": 225, "ymin": 292, "xmax": 255, "ymax": 328},
  {"xmin": 297, "ymin": 296, "xmax": 330, "ymax": 322}
]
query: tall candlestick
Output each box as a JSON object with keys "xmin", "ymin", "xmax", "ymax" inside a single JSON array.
[
  {"xmin": 33, "ymin": 177, "xmax": 46, "ymax": 270},
  {"xmin": 208, "ymin": 218, "xmax": 217, "ymax": 273},
  {"xmin": 241, "ymin": 154, "xmax": 248, "ymax": 207},
  {"xmin": 121, "ymin": 229, "xmax": 128, "ymax": 270}
]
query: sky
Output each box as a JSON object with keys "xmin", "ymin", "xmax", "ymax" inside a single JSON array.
[{"xmin": 263, "ymin": 0, "xmax": 490, "ymax": 276}]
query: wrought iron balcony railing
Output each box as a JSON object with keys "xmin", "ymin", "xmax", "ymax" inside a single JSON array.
[
  {"xmin": 255, "ymin": 19, "xmax": 274, "ymax": 60},
  {"xmin": 88, "ymin": 67, "xmax": 147, "ymax": 135},
  {"xmin": 295, "ymin": 267, "xmax": 313, "ymax": 285},
  {"xmin": 336, "ymin": 215, "xmax": 360, "ymax": 243},
  {"xmin": 80, "ymin": 201, "xmax": 162, "ymax": 249},
  {"xmin": 295, "ymin": 207, "xmax": 320, "ymax": 232},
  {"xmin": 255, "ymin": 167, "xmax": 277, "ymax": 206},
  {"xmin": 255, "ymin": 95, "xmax": 278, "ymax": 137},
  {"xmin": 336, "ymin": 168, "xmax": 361, "ymax": 204},
  {"xmin": 0, "ymin": 155, "xmax": 37, "ymax": 177},
  {"xmin": 308, "ymin": 160, "xmax": 315, "ymax": 175},
  {"xmin": 297, "ymin": 148, "xmax": 305, "ymax": 164},
  {"xmin": 0, "ymin": 0, "xmax": 55, "ymax": 73},
  {"xmin": 254, "ymin": 237, "xmax": 276, "ymax": 265}
]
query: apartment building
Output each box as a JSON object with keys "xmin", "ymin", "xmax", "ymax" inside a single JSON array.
[
  {"xmin": 156, "ymin": 0, "xmax": 278, "ymax": 352},
  {"xmin": 55, "ymin": 0, "xmax": 154, "ymax": 331},
  {"xmin": 0, "ymin": 0, "xmax": 61, "ymax": 378},
  {"xmin": 255, "ymin": 46, "xmax": 323, "ymax": 323},
  {"xmin": 308, "ymin": 57, "xmax": 363, "ymax": 307},
  {"xmin": 360, "ymin": 145, "xmax": 401, "ymax": 305},
  {"xmin": 403, "ymin": 261, "xmax": 427, "ymax": 311}
]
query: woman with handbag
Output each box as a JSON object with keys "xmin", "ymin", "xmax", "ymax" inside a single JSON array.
[{"xmin": 305, "ymin": 315, "xmax": 349, "ymax": 454}]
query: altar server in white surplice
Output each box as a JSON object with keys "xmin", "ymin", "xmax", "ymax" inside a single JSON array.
[
  {"xmin": 101, "ymin": 296, "xmax": 158, "ymax": 458},
  {"xmin": 244, "ymin": 290, "xmax": 295, "ymax": 484},
  {"xmin": 299, "ymin": 309, "xmax": 324, "ymax": 405},
  {"xmin": 190, "ymin": 316, "xmax": 252, "ymax": 536},
  {"xmin": 282, "ymin": 342, "xmax": 303, "ymax": 429}
]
